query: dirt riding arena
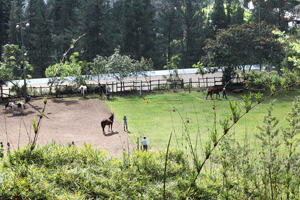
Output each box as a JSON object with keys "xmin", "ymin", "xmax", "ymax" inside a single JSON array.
[{"xmin": 0, "ymin": 98, "xmax": 132, "ymax": 157}]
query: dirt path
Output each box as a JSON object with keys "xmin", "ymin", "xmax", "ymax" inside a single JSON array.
[{"xmin": 0, "ymin": 98, "xmax": 132, "ymax": 157}]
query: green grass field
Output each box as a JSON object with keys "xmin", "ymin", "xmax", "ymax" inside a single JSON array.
[{"xmin": 106, "ymin": 88, "xmax": 300, "ymax": 157}]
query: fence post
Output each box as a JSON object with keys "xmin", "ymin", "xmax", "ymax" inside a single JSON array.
[
  {"xmin": 132, "ymin": 80, "xmax": 134, "ymax": 92},
  {"xmin": 105, "ymin": 82, "xmax": 107, "ymax": 95},
  {"xmin": 198, "ymin": 77, "xmax": 200, "ymax": 88},
  {"xmin": 34, "ymin": 87, "xmax": 36, "ymax": 97},
  {"xmin": 214, "ymin": 77, "xmax": 216, "ymax": 86},
  {"xmin": 206, "ymin": 77, "xmax": 208, "ymax": 88},
  {"xmin": 150, "ymin": 80, "xmax": 151, "ymax": 92},
  {"xmin": 111, "ymin": 82, "xmax": 114, "ymax": 97},
  {"xmin": 158, "ymin": 80, "xmax": 160, "ymax": 90},
  {"xmin": 140, "ymin": 80, "xmax": 142, "ymax": 97},
  {"xmin": 0, "ymin": 86, "xmax": 2, "ymax": 99},
  {"xmin": 189, "ymin": 78, "xmax": 191, "ymax": 93},
  {"xmin": 40, "ymin": 86, "xmax": 42, "ymax": 96}
]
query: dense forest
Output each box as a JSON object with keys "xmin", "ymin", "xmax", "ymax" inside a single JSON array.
[{"xmin": 0, "ymin": 0, "xmax": 299, "ymax": 78}]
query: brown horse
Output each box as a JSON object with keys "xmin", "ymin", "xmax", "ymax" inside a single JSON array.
[
  {"xmin": 206, "ymin": 87, "xmax": 226, "ymax": 100},
  {"xmin": 101, "ymin": 113, "xmax": 114, "ymax": 134}
]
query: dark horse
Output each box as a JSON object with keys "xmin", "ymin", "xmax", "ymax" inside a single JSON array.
[
  {"xmin": 206, "ymin": 87, "xmax": 226, "ymax": 100},
  {"xmin": 101, "ymin": 113, "xmax": 114, "ymax": 134}
]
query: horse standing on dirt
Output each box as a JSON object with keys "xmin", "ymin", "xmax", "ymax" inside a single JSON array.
[
  {"xmin": 4, "ymin": 102, "xmax": 26, "ymax": 114},
  {"xmin": 206, "ymin": 87, "xmax": 226, "ymax": 100},
  {"xmin": 101, "ymin": 113, "xmax": 114, "ymax": 134},
  {"xmin": 78, "ymin": 85, "xmax": 87, "ymax": 97}
]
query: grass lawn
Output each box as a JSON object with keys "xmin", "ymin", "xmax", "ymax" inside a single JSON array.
[{"xmin": 105, "ymin": 87, "xmax": 300, "ymax": 158}]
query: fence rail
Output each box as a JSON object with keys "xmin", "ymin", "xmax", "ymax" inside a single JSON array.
[{"xmin": 0, "ymin": 76, "xmax": 244, "ymax": 101}]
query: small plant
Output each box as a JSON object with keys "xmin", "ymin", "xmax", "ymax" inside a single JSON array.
[
  {"xmin": 242, "ymin": 92, "xmax": 253, "ymax": 113},
  {"xmin": 255, "ymin": 100, "xmax": 281, "ymax": 199},
  {"xmin": 255, "ymin": 92, "xmax": 263, "ymax": 104}
]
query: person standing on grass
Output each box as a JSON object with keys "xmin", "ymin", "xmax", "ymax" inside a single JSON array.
[
  {"xmin": 222, "ymin": 87, "xmax": 227, "ymax": 99},
  {"xmin": 123, "ymin": 116, "xmax": 128, "ymax": 132},
  {"xmin": 142, "ymin": 137, "xmax": 148, "ymax": 151}
]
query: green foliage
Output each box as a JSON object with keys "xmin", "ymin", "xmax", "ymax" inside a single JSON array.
[
  {"xmin": 255, "ymin": 100, "xmax": 281, "ymax": 199},
  {"xmin": 202, "ymin": 23, "xmax": 284, "ymax": 77},
  {"xmin": 242, "ymin": 92, "xmax": 252, "ymax": 113},
  {"xmin": 282, "ymin": 96, "xmax": 300, "ymax": 199},
  {"xmin": 106, "ymin": 48, "xmax": 134, "ymax": 80},
  {"xmin": 45, "ymin": 52, "xmax": 84, "ymax": 86},
  {"xmin": 255, "ymin": 92, "xmax": 263, "ymax": 104},
  {"xmin": 105, "ymin": 48, "xmax": 153, "ymax": 81},
  {"xmin": 275, "ymin": 29, "xmax": 300, "ymax": 72},
  {"xmin": 0, "ymin": 143, "xmax": 200, "ymax": 199},
  {"xmin": 0, "ymin": 44, "xmax": 32, "ymax": 84},
  {"xmin": 134, "ymin": 56, "xmax": 153, "ymax": 78},
  {"xmin": 89, "ymin": 55, "xmax": 108, "ymax": 84},
  {"xmin": 210, "ymin": 0, "xmax": 227, "ymax": 29},
  {"xmin": 163, "ymin": 55, "xmax": 182, "ymax": 89},
  {"xmin": 26, "ymin": 0, "xmax": 52, "ymax": 78},
  {"xmin": 192, "ymin": 62, "xmax": 206, "ymax": 77},
  {"xmin": 244, "ymin": 70, "xmax": 283, "ymax": 91},
  {"xmin": 250, "ymin": 0, "xmax": 296, "ymax": 31},
  {"xmin": 281, "ymin": 68, "xmax": 300, "ymax": 89},
  {"xmin": 228, "ymin": 101, "xmax": 241, "ymax": 123}
]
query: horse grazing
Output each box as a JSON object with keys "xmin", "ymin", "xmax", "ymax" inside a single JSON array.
[
  {"xmin": 101, "ymin": 113, "xmax": 114, "ymax": 134},
  {"xmin": 206, "ymin": 87, "xmax": 226, "ymax": 100},
  {"xmin": 5, "ymin": 102, "xmax": 26, "ymax": 113},
  {"xmin": 78, "ymin": 85, "xmax": 87, "ymax": 97}
]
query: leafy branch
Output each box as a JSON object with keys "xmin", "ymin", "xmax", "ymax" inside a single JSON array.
[{"xmin": 27, "ymin": 33, "xmax": 86, "ymax": 160}]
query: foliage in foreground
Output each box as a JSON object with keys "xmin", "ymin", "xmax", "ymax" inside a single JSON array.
[{"xmin": 0, "ymin": 143, "xmax": 219, "ymax": 199}]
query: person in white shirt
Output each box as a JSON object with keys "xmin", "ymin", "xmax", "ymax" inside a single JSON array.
[{"xmin": 142, "ymin": 136, "xmax": 148, "ymax": 151}]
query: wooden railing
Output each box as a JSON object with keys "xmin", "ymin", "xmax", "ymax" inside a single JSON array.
[{"xmin": 0, "ymin": 75, "xmax": 243, "ymax": 101}]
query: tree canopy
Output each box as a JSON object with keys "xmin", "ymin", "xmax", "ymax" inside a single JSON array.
[{"xmin": 202, "ymin": 22, "xmax": 285, "ymax": 74}]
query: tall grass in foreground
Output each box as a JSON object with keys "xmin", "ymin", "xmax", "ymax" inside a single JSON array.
[
  {"xmin": 3, "ymin": 71, "xmax": 300, "ymax": 198},
  {"xmin": 104, "ymin": 88, "xmax": 300, "ymax": 198},
  {"xmin": 0, "ymin": 97, "xmax": 299, "ymax": 199},
  {"xmin": 0, "ymin": 143, "xmax": 209, "ymax": 199}
]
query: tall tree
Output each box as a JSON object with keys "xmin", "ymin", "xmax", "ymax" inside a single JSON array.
[
  {"xmin": 25, "ymin": 0, "xmax": 52, "ymax": 77},
  {"xmin": 181, "ymin": 0, "xmax": 206, "ymax": 68},
  {"xmin": 49, "ymin": 0, "xmax": 80, "ymax": 62},
  {"xmin": 78, "ymin": 0, "xmax": 112, "ymax": 62},
  {"xmin": 225, "ymin": 0, "xmax": 244, "ymax": 25},
  {"xmin": 110, "ymin": 0, "xmax": 125, "ymax": 51},
  {"xmin": 210, "ymin": 0, "xmax": 227, "ymax": 29},
  {"xmin": 122, "ymin": 0, "xmax": 156, "ymax": 62},
  {"xmin": 156, "ymin": 0, "xmax": 182, "ymax": 69},
  {"xmin": 7, "ymin": 0, "xmax": 24, "ymax": 46},
  {"xmin": 0, "ymin": 0, "xmax": 11, "ymax": 59},
  {"xmin": 251, "ymin": 0, "xmax": 298, "ymax": 31},
  {"xmin": 202, "ymin": 22, "xmax": 285, "ymax": 82}
]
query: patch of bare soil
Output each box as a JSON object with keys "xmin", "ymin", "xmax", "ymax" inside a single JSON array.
[{"xmin": 0, "ymin": 98, "xmax": 132, "ymax": 157}]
